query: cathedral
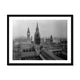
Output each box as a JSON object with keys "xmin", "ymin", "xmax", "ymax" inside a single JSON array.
[
  {"xmin": 20, "ymin": 27, "xmax": 32, "ymax": 51},
  {"xmin": 19, "ymin": 27, "xmax": 35, "ymax": 59},
  {"xmin": 13, "ymin": 23, "xmax": 41, "ymax": 60}
]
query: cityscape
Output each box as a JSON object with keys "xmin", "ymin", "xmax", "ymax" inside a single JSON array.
[{"xmin": 13, "ymin": 21, "xmax": 67, "ymax": 60}]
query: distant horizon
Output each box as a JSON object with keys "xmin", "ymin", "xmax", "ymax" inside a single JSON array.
[{"xmin": 13, "ymin": 36, "xmax": 67, "ymax": 40}]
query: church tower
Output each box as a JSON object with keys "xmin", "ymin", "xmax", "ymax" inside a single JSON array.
[
  {"xmin": 26, "ymin": 27, "xmax": 31, "ymax": 44},
  {"xmin": 34, "ymin": 23, "xmax": 40, "ymax": 45},
  {"xmin": 27, "ymin": 27, "xmax": 30, "ymax": 39}
]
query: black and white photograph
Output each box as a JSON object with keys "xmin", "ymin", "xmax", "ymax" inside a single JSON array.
[
  {"xmin": 7, "ymin": 15, "xmax": 73, "ymax": 65},
  {"xmin": 2, "ymin": 0, "xmax": 80, "ymax": 79}
]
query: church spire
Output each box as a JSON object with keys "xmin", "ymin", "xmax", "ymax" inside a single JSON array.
[
  {"xmin": 36, "ymin": 22, "xmax": 39, "ymax": 32},
  {"xmin": 27, "ymin": 27, "xmax": 30, "ymax": 33},
  {"xmin": 34, "ymin": 22, "xmax": 40, "ymax": 45}
]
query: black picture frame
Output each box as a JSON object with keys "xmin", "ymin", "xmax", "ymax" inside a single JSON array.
[{"xmin": 7, "ymin": 14, "xmax": 73, "ymax": 66}]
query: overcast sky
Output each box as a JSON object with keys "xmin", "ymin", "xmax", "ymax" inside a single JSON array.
[{"xmin": 13, "ymin": 20, "xmax": 67, "ymax": 39}]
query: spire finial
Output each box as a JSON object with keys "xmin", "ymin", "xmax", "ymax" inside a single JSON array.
[{"xmin": 36, "ymin": 22, "xmax": 39, "ymax": 31}]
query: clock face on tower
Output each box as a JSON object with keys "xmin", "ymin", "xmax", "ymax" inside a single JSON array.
[
  {"xmin": 27, "ymin": 28, "xmax": 30, "ymax": 37},
  {"xmin": 27, "ymin": 33, "xmax": 30, "ymax": 36}
]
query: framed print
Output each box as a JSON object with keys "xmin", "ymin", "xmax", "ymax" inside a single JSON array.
[{"xmin": 7, "ymin": 15, "xmax": 73, "ymax": 66}]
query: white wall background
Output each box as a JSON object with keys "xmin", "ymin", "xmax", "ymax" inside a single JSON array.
[{"xmin": 0, "ymin": 0, "xmax": 79, "ymax": 80}]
